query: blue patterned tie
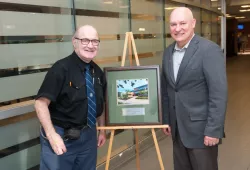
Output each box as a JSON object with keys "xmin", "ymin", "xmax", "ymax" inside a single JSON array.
[{"xmin": 85, "ymin": 64, "xmax": 96, "ymax": 128}]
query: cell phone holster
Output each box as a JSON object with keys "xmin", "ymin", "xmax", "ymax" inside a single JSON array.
[{"xmin": 63, "ymin": 128, "xmax": 81, "ymax": 140}]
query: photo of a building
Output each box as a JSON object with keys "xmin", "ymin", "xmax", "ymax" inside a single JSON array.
[{"xmin": 117, "ymin": 79, "xmax": 149, "ymax": 105}]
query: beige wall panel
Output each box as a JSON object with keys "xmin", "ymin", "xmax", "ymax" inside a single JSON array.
[
  {"xmin": 139, "ymin": 54, "xmax": 162, "ymax": 66},
  {"xmin": 0, "ymin": 73, "xmax": 46, "ymax": 102},
  {"xmin": 0, "ymin": 118, "xmax": 39, "ymax": 150},
  {"xmin": 134, "ymin": 39, "xmax": 164, "ymax": 53},
  {"xmin": 0, "ymin": 145, "xmax": 40, "ymax": 170},
  {"xmin": 0, "ymin": 0, "xmax": 72, "ymax": 8},
  {"xmin": 76, "ymin": 16, "xmax": 129, "ymax": 34},
  {"xmin": 132, "ymin": 20, "xmax": 163, "ymax": 34},
  {"xmin": 131, "ymin": 0, "xmax": 162, "ymax": 16},
  {"xmin": 96, "ymin": 40, "xmax": 125, "ymax": 58},
  {"xmin": 0, "ymin": 42, "xmax": 73, "ymax": 69},
  {"xmin": 166, "ymin": 38, "xmax": 175, "ymax": 47},
  {"xmin": 75, "ymin": 0, "xmax": 129, "ymax": 13},
  {"xmin": 0, "ymin": 11, "xmax": 74, "ymax": 36}
]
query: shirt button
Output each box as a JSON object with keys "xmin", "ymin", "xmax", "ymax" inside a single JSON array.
[{"xmin": 90, "ymin": 93, "xmax": 93, "ymax": 97}]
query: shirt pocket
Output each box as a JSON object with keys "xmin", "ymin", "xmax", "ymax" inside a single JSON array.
[{"xmin": 66, "ymin": 80, "xmax": 87, "ymax": 102}]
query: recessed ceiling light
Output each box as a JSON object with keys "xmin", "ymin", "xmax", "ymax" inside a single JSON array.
[
  {"xmin": 103, "ymin": 0, "xmax": 113, "ymax": 4},
  {"xmin": 235, "ymin": 16, "xmax": 246, "ymax": 19},
  {"xmin": 120, "ymin": 5, "xmax": 128, "ymax": 8},
  {"xmin": 165, "ymin": 7, "xmax": 177, "ymax": 10},
  {"xmin": 241, "ymin": 5, "xmax": 250, "ymax": 8},
  {"xmin": 139, "ymin": 28, "xmax": 145, "ymax": 32},
  {"xmin": 240, "ymin": 9, "xmax": 250, "ymax": 12},
  {"xmin": 211, "ymin": 0, "xmax": 218, "ymax": 1}
]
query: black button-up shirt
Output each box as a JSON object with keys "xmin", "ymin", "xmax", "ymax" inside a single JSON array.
[{"xmin": 36, "ymin": 51, "xmax": 106, "ymax": 128}]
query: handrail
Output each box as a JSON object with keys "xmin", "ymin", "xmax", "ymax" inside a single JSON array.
[{"xmin": 0, "ymin": 100, "xmax": 35, "ymax": 120}]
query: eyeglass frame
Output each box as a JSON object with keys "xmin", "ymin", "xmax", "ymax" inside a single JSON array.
[{"xmin": 74, "ymin": 37, "xmax": 100, "ymax": 46}]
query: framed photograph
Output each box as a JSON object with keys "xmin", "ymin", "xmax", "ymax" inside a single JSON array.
[{"xmin": 104, "ymin": 65, "xmax": 162, "ymax": 126}]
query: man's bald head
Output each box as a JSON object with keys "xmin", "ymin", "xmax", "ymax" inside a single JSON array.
[
  {"xmin": 169, "ymin": 7, "xmax": 196, "ymax": 48},
  {"xmin": 170, "ymin": 7, "xmax": 194, "ymax": 21},
  {"xmin": 73, "ymin": 25, "xmax": 99, "ymax": 39}
]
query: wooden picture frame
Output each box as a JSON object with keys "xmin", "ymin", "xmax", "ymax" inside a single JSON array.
[{"xmin": 104, "ymin": 65, "xmax": 162, "ymax": 126}]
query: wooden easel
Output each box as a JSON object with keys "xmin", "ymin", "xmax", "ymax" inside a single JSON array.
[{"xmin": 97, "ymin": 32, "xmax": 168, "ymax": 170}]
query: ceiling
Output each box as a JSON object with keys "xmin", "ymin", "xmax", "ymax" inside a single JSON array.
[{"xmin": 225, "ymin": 0, "xmax": 250, "ymax": 22}]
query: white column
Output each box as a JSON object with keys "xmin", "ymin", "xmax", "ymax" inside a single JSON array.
[{"xmin": 221, "ymin": 0, "xmax": 226, "ymax": 60}]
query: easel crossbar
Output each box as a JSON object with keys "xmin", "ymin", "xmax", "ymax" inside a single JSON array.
[{"xmin": 97, "ymin": 125, "xmax": 169, "ymax": 130}]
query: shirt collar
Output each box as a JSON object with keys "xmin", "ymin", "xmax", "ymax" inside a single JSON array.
[
  {"xmin": 174, "ymin": 34, "xmax": 195, "ymax": 51},
  {"xmin": 71, "ymin": 51, "xmax": 94, "ymax": 72}
]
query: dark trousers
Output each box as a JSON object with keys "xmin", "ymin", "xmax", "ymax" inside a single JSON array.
[
  {"xmin": 40, "ymin": 125, "xmax": 97, "ymax": 170},
  {"xmin": 173, "ymin": 129, "xmax": 218, "ymax": 170}
]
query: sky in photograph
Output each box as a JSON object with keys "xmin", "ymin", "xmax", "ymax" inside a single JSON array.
[{"xmin": 117, "ymin": 79, "xmax": 148, "ymax": 92}]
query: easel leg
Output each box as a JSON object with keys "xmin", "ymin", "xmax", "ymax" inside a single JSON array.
[
  {"xmin": 151, "ymin": 128, "xmax": 165, "ymax": 170},
  {"xmin": 130, "ymin": 32, "xmax": 140, "ymax": 66},
  {"xmin": 134, "ymin": 129, "xmax": 141, "ymax": 170},
  {"xmin": 121, "ymin": 33, "xmax": 129, "ymax": 67},
  {"xmin": 128, "ymin": 34, "xmax": 133, "ymax": 66},
  {"xmin": 105, "ymin": 130, "xmax": 115, "ymax": 170}
]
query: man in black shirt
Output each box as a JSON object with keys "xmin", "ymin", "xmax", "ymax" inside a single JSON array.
[{"xmin": 34, "ymin": 25, "xmax": 106, "ymax": 170}]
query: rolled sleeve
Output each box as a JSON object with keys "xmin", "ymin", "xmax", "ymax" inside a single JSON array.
[{"xmin": 36, "ymin": 62, "xmax": 65, "ymax": 102}]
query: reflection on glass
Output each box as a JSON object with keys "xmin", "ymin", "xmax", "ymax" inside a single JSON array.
[
  {"xmin": 211, "ymin": 13, "xmax": 220, "ymax": 45},
  {"xmin": 0, "ymin": 1, "xmax": 74, "ymax": 104},
  {"xmin": 202, "ymin": 9, "xmax": 212, "ymax": 40},
  {"xmin": 131, "ymin": 0, "xmax": 164, "ymax": 64},
  {"xmin": 201, "ymin": 0, "xmax": 211, "ymax": 7},
  {"xmin": 187, "ymin": 5, "xmax": 201, "ymax": 35},
  {"xmin": 211, "ymin": 0, "xmax": 221, "ymax": 11}
]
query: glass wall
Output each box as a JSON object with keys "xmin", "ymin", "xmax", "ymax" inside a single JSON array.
[
  {"xmin": 131, "ymin": 0, "xmax": 164, "ymax": 66},
  {"xmin": 0, "ymin": 0, "xmax": 225, "ymax": 169},
  {"xmin": 0, "ymin": 0, "xmax": 75, "ymax": 169},
  {"xmin": 201, "ymin": 0, "xmax": 211, "ymax": 7},
  {"xmin": 188, "ymin": 5, "xmax": 201, "ymax": 35},
  {"xmin": 201, "ymin": 9, "xmax": 212, "ymax": 40},
  {"xmin": 211, "ymin": 13, "xmax": 221, "ymax": 45},
  {"xmin": 74, "ymin": 0, "xmax": 130, "ymax": 68}
]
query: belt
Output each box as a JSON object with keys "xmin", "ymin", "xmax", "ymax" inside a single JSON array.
[
  {"xmin": 52, "ymin": 119, "xmax": 88, "ymax": 130},
  {"xmin": 75, "ymin": 125, "xmax": 88, "ymax": 130}
]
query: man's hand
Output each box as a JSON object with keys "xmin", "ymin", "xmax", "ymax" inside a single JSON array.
[
  {"xmin": 204, "ymin": 136, "xmax": 219, "ymax": 146},
  {"xmin": 162, "ymin": 126, "xmax": 171, "ymax": 136},
  {"xmin": 47, "ymin": 132, "xmax": 67, "ymax": 155},
  {"xmin": 97, "ymin": 130, "xmax": 106, "ymax": 147}
]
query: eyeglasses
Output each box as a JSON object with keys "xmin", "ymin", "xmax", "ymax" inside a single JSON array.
[{"xmin": 74, "ymin": 37, "xmax": 100, "ymax": 46}]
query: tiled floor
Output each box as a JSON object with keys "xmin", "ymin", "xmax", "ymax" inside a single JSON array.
[{"xmin": 119, "ymin": 55, "xmax": 250, "ymax": 170}]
